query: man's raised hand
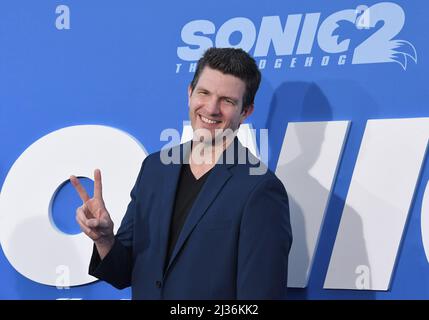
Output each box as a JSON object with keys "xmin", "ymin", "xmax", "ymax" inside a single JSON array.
[{"xmin": 70, "ymin": 169, "xmax": 114, "ymax": 258}]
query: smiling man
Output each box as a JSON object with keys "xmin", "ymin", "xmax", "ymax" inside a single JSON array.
[{"xmin": 71, "ymin": 48, "xmax": 292, "ymax": 299}]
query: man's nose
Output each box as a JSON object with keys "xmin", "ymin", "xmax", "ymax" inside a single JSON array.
[{"xmin": 205, "ymin": 97, "xmax": 221, "ymax": 115}]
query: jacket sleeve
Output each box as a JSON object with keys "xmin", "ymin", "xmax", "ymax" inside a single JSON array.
[
  {"xmin": 88, "ymin": 159, "xmax": 147, "ymax": 289},
  {"xmin": 237, "ymin": 176, "xmax": 292, "ymax": 299}
]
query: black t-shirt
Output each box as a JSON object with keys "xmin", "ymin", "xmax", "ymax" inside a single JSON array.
[{"xmin": 165, "ymin": 164, "xmax": 212, "ymax": 267}]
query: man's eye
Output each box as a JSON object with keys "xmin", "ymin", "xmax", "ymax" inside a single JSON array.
[
  {"xmin": 224, "ymin": 99, "xmax": 235, "ymax": 105},
  {"xmin": 198, "ymin": 91, "xmax": 207, "ymax": 95}
]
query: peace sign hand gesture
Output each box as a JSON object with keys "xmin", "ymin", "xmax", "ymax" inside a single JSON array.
[{"xmin": 70, "ymin": 169, "xmax": 114, "ymax": 259}]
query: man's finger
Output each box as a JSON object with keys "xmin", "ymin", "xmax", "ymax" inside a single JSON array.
[
  {"xmin": 81, "ymin": 203, "xmax": 95, "ymax": 219},
  {"xmin": 76, "ymin": 209, "xmax": 98, "ymax": 235},
  {"xmin": 86, "ymin": 218, "xmax": 99, "ymax": 228},
  {"xmin": 97, "ymin": 218, "xmax": 110, "ymax": 229},
  {"xmin": 94, "ymin": 169, "xmax": 103, "ymax": 200},
  {"xmin": 76, "ymin": 214, "xmax": 92, "ymax": 235},
  {"xmin": 76, "ymin": 217, "xmax": 101, "ymax": 241},
  {"xmin": 70, "ymin": 175, "xmax": 90, "ymax": 203},
  {"xmin": 76, "ymin": 207, "xmax": 90, "ymax": 225},
  {"xmin": 86, "ymin": 217, "xmax": 110, "ymax": 229}
]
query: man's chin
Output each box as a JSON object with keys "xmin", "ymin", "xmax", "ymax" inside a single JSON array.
[{"xmin": 193, "ymin": 128, "xmax": 236, "ymax": 146}]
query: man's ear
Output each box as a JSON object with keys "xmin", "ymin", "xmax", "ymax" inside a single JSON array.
[{"xmin": 240, "ymin": 104, "xmax": 254, "ymax": 123}]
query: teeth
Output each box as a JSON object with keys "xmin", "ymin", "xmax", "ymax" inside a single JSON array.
[{"xmin": 200, "ymin": 115, "xmax": 219, "ymax": 124}]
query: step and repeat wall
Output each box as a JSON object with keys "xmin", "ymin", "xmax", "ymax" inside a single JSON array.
[{"xmin": 1, "ymin": 0, "xmax": 428, "ymax": 299}]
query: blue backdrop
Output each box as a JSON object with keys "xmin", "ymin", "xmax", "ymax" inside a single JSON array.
[{"xmin": 0, "ymin": 0, "xmax": 428, "ymax": 299}]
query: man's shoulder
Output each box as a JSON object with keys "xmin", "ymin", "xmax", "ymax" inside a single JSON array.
[
  {"xmin": 232, "ymin": 160, "xmax": 279, "ymax": 185},
  {"xmin": 229, "ymin": 147, "xmax": 283, "ymax": 190}
]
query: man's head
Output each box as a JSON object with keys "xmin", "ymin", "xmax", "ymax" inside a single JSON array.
[
  {"xmin": 190, "ymin": 48, "xmax": 261, "ymax": 112},
  {"xmin": 188, "ymin": 48, "xmax": 261, "ymax": 143}
]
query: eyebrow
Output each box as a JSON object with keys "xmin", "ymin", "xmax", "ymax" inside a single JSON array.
[{"xmin": 195, "ymin": 86, "xmax": 240, "ymax": 103}]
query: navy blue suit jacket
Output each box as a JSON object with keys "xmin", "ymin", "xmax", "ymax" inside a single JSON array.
[{"xmin": 89, "ymin": 139, "xmax": 292, "ymax": 299}]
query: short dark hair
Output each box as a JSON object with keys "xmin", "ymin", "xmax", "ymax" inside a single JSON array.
[{"xmin": 190, "ymin": 47, "xmax": 261, "ymax": 111}]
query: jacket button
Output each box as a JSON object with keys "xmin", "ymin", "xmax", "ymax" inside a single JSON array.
[{"xmin": 156, "ymin": 281, "xmax": 162, "ymax": 288}]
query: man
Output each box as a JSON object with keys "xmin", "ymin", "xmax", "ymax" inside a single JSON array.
[{"xmin": 71, "ymin": 48, "xmax": 292, "ymax": 299}]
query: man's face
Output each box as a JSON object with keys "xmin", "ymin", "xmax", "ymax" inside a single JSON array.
[{"xmin": 188, "ymin": 66, "xmax": 254, "ymax": 144}]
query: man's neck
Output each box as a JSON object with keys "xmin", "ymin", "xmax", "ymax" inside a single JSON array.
[{"xmin": 188, "ymin": 134, "xmax": 236, "ymax": 179}]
